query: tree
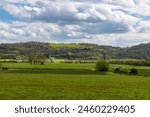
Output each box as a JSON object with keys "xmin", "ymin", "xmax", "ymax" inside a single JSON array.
[
  {"xmin": 129, "ymin": 68, "xmax": 138, "ymax": 75},
  {"xmin": 28, "ymin": 52, "xmax": 46, "ymax": 65},
  {"xmin": 96, "ymin": 60, "xmax": 109, "ymax": 71}
]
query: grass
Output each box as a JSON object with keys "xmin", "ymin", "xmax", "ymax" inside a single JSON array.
[
  {"xmin": 110, "ymin": 64, "xmax": 150, "ymax": 76},
  {"xmin": 50, "ymin": 43, "xmax": 82, "ymax": 48},
  {"xmin": 0, "ymin": 63, "xmax": 150, "ymax": 100},
  {"xmin": 2, "ymin": 63, "xmax": 95, "ymax": 70}
]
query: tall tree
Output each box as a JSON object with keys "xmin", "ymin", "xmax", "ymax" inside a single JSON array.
[{"xmin": 28, "ymin": 52, "xmax": 46, "ymax": 65}]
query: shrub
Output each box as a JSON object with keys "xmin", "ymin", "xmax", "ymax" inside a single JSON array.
[
  {"xmin": 2, "ymin": 67, "xmax": 8, "ymax": 70},
  {"xmin": 114, "ymin": 68, "xmax": 120, "ymax": 73},
  {"xmin": 96, "ymin": 60, "xmax": 109, "ymax": 71},
  {"xmin": 109, "ymin": 59, "xmax": 150, "ymax": 67},
  {"xmin": 114, "ymin": 67, "xmax": 129, "ymax": 74},
  {"xmin": 119, "ymin": 69, "xmax": 129, "ymax": 74},
  {"xmin": 129, "ymin": 68, "xmax": 138, "ymax": 75}
]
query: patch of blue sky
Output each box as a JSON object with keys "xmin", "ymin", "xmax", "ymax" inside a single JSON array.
[
  {"xmin": 0, "ymin": 8, "xmax": 21, "ymax": 22},
  {"xmin": 0, "ymin": 9, "xmax": 19, "ymax": 21},
  {"xmin": 0, "ymin": 8, "xmax": 32, "ymax": 23},
  {"xmin": 118, "ymin": 8, "xmax": 150, "ymax": 21}
]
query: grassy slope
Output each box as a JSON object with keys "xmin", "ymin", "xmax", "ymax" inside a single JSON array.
[
  {"xmin": 0, "ymin": 63, "xmax": 150, "ymax": 100},
  {"xmin": 50, "ymin": 43, "xmax": 82, "ymax": 48}
]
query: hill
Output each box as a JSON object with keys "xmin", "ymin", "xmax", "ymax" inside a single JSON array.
[
  {"xmin": 116, "ymin": 43, "xmax": 150, "ymax": 59},
  {"xmin": 0, "ymin": 42, "xmax": 150, "ymax": 60}
]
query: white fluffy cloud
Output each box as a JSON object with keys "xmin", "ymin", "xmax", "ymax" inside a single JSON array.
[
  {"xmin": 0, "ymin": 22, "xmax": 61, "ymax": 43},
  {"xmin": 0, "ymin": 0, "xmax": 150, "ymax": 46}
]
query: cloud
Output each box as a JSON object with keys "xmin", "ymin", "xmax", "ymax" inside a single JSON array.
[
  {"xmin": 0, "ymin": 0, "xmax": 150, "ymax": 46},
  {"xmin": 0, "ymin": 21, "xmax": 61, "ymax": 43},
  {"xmin": 1, "ymin": 0, "xmax": 140, "ymax": 24}
]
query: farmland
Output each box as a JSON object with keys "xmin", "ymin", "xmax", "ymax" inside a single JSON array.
[{"xmin": 0, "ymin": 63, "xmax": 150, "ymax": 100}]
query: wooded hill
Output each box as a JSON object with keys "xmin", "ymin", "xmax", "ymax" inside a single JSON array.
[{"xmin": 0, "ymin": 42, "xmax": 150, "ymax": 60}]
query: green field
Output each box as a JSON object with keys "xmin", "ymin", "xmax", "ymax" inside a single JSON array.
[
  {"xmin": 0, "ymin": 63, "xmax": 150, "ymax": 100},
  {"xmin": 50, "ymin": 43, "xmax": 82, "ymax": 48}
]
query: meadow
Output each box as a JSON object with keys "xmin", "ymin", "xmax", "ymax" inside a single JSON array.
[
  {"xmin": 0, "ymin": 63, "xmax": 150, "ymax": 100},
  {"xmin": 50, "ymin": 43, "xmax": 82, "ymax": 48}
]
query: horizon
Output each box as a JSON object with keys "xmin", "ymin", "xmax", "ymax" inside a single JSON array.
[
  {"xmin": 0, "ymin": 0, "xmax": 150, "ymax": 47},
  {"xmin": 0, "ymin": 41, "xmax": 149, "ymax": 48}
]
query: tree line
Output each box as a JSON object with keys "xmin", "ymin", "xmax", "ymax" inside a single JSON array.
[{"xmin": 0, "ymin": 42, "xmax": 149, "ymax": 60}]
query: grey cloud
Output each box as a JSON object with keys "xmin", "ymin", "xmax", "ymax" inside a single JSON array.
[{"xmin": 79, "ymin": 21, "xmax": 129, "ymax": 34}]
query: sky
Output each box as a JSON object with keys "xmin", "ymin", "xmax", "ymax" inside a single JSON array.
[{"xmin": 0, "ymin": 0, "xmax": 150, "ymax": 47}]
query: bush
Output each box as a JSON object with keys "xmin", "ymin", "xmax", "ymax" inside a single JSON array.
[
  {"xmin": 96, "ymin": 60, "xmax": 109, "ymax": 71},
  {"xmin": 109, "ymin": 59, "xmax": 150, "ymax": 67},
  {"xmin": 129, "ymin": 68, "xmax": 138, "ymax": 75},
  {"xmin": 114, "ymin": 68, "xmax": 120, "ymax": 73},
  {"xmin": 114, "ymin": 67, "xmax": 129, "ymax": 75},
  {"xmin": 119, "ymin": 69, "xmax": 129, "ymax": 74},
  {"xmin": 2, "ymin": 67, "xmax": 8, "ymax": 70}
]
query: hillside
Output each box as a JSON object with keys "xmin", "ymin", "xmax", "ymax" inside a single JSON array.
[
  {"xmin": 116, "ymin": 43, "xmax": 150, "ymax": 59},
  {"xmin": 0, "ymin": 42, "xmax": 150, "ymax": 60}
]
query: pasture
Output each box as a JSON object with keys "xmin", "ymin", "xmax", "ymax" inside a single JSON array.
[
  {"xmin": 0, "ymin": 63, "xmax": 150, "ymax": 100},
  {"xmin": 50, "ymin": 43, "xmax": 82, "ymax": 48}
]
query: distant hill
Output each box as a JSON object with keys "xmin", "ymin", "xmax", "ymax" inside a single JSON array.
[
  {"xmin": 0, "ymin": 42, "xmax": 150, "ymax": 60},
  {"xmin": 116, "ymin": 43, "xmax": 150, "ymax": 59}
]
